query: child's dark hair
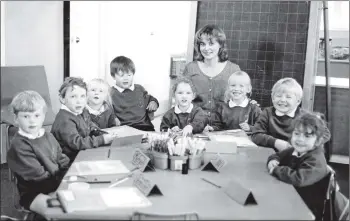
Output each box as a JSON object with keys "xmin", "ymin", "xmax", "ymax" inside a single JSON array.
[
  {"xmin": 194, "ymin": 24, "xmax": 229, "ymax": 62},
  {"xmin": 110, "ymin": 56, "xmax": 136, "ymax": 77},
  {"xmin": 171, "ymin": 77, "xmax": 196, "ymax": 95},
  {"xmin": 293, "ymin": 111, "xmax": 330, "ymax": 147},
  {"xmin": 59, "ymin": 77, "xmax": 87, "ymax": 98}
]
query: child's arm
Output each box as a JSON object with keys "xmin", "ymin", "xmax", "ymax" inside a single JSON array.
[
  {"xmin": 189, "ymin": 106, "xmax": 207, "ymax": 134},
  {"xmin": 272, "ymin": 153, "xmax": 328, "ymax": 187},
  {"xmin": 251, "ymin": 109, "xmax": 277, "ymax": 148},
  {"xmin": 160, "ymin": 111, "xmax": 173, "ymax": 132},
  {"xmin": 211, "ymin": 104, "xmax": 224, "ymax": 131},
  {"xmin": 249, "ymin": 104, "xmax": 262, "ymax": 130},
  {"xmin": 49, "ymin": 134, "xmax": 70, "ymax": 170},
  {"xmin": 107, "ymin": 112, "xmax": 117, "ymax": 128},
  {"xmin": 142, "ymin": 86, "xmax": 159, "ymax": 112}
]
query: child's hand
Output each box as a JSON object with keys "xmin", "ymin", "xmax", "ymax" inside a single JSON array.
[
  {"xmin": 103, "ymin": 133, "xmax": 117, "ymax": 144},
  {"xmin": 171, "ymin": 126, "xmax": 181, "ymax": 132},
  {"xmin": 267, "ymin": 160, "xmax": 279, "ymax": 174},
  {"xmin": 274, "ymin": 139, "xmax": 292, "ymax": 152},
  {"xmin": 204, "ymin": 124, "xmax": 214, "ymax": 132},
  {"xmin": 249, "ymin": 99, "xmax": 260, "ymax": 107},
  {"xmin": 146, "ymin": 101, "xmax": 158, "ymax": 112},
  {"xmin": 239, "ymin": 122, "xmax": 250, "ymax": 131},
  {"xmin": 182, "ymin": 125, "xmax": 193, "ymax": 136}
]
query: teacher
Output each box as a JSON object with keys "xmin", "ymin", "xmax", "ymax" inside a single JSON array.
[{"xmin": 183, "ymin": 24, "xmax": 241, "ymax": 130}]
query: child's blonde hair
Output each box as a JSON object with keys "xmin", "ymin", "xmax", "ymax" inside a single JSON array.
[
  {"xmin": 224, "ymin": 71, "xmax": 252, "ymax": 103},
  {"xmin": 10, "ymin": 90, "xmax": 47, "ymax": 115},
  {"xmin": 271, "ymin": 78, "xmax": 303, "ymax": 101},
  {"xmin": 87, "ymin": 78, "xmax": 113, "ymax": 106}
]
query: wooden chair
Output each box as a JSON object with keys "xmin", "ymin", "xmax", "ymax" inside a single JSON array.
[{"xmin": 131, "ymin": 211, "xmax": 199, "ymax": 220}]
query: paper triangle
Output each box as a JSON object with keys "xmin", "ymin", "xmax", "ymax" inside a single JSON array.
[
  {"xmin": 201, "ymin": 162, "xmax": 219, "ymax": 172},
  {"xmin": 245, "ymin": 192, "xmax": 257, "ymax": 205},
  {"xmin": 143, "ymin": 162, "xmax": 156, "ymax": 172},
  {"xmin": 148, "ymin": 185, "xmax": 163, "ymax": 196}
]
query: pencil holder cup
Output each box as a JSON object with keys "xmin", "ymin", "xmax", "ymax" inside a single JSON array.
[
  {"xmin": 169, "ymin": 155, "xmax": 188, "ymax": 171},
  {"xmin": 151, "ymin": 151, "xmax": 169, "ymax": 170},
  {"xmin": 188, "ymin": 153, "xmax": 204, "ymax": 170}
]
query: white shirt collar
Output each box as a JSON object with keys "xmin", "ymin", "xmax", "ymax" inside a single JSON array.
[
  {"xmin": 86, "ymin": 103, "xmax": 105, "ymax": 115},
  {"xmin": 174, "ymin": 103, "xmax": 193, "ymax": 114},
  {"xmin": 275, "ymin": 107, "xmax": 298, "ymax": 118},
  {"xmin": 18, "ymin": 128, "xmax": 45, "ymax": 140},
  {"xmin": 228, "ymin": 98, "xmax": 249, "ymax": 108},
  {"xmin": 60, "ymin": 104, "xmax": 82, "ymax": 116},
  {"xmin": 113, "ymin": 83, "xmax": 135, "ymax": 93},
  {"xmin": 292, "ymin": 150, "xmax": 306, "ymax": 158}
]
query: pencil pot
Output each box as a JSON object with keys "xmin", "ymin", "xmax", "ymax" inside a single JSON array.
[
  {"xmin": 169, "ymin": 155, "xmax": 188, "ymax": 171},
  {"xmin": 151, "ymin": 151, "xmax": 169, "ymax": 170},
  {"xmin": 188, "ymin": 153, "xmax": 204, "ymax": 170}
]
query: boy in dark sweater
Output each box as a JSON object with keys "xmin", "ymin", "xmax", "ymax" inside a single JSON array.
[
  {"xmin": 6, "ymin": 91, "xmax": 70, "ymax": 210},
  {"xmin": 110, "ymin": 56, "xmax": 159, "ymax": 131},
  {"xmin": 267, "ymin": 112, "xmax": 330, "ymax": 220},
  {"xmin": 251, "ymin": 78, "xmax": 304, "ymax": 152},
  {"xmin": 160, "ymin": 77, "xmax": 207, "ymax": 135},
  {"xmin": 211, "ymin": 71, "xmax": 261, "ymax": 131},
  {"xmin": 51, "ymin": 77, "xmax": 117, "ymax": 161},
  {"xmin": 86, "ymin": 78, "xmax": 120, "ymax": 129}
]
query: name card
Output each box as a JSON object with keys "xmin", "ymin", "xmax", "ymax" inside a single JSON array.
[
  {"xmin": 132, "ymin": 173, "xmax": 163, "ymax": 197},
  {"xmin": 223, "ymin": 180, "xmax": 257, "ymax": 206},
  {"xmin": 202, "ymin": 154, "xmax": 227, "ymax": 172},
  {"xmin": 131, "ymin": 148, "xmax": 155, "ymax": 172}
]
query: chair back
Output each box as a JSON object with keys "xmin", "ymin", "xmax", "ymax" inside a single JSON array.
[
  {"xmin": 1, "ymin": 66, "xmax": 55, "ymax": 126},
  {"xmin": 131, "ymin": 212, "xmax": 199, "ymax": 220}
]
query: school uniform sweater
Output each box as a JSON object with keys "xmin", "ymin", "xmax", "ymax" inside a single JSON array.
[
  {"xmin": 160, "ymin": 105, "xmax": 207, "ymax": 134},
  {"xmin": 51, "ymin": 108, "xmax": 105, "ymax": 161},
  {"xmin": 110, "ymin": 84, "xmax": 159, "ymax": 131},
  {"xmin": 6, "ymin": 132, "xmax": 70, "ymax": 209},
  {"xmin": 87, "ymin": 102, "xmax": 117, "ymax": 129},
  {"xmin": 251, "ymin": 106, "xmax": 306, "ymax": 150},
  {"xmin": 212, "ymin": 101, "xmax": 262, "ymax": 131},
  {"xmin": 267, "ymin": 147, "xmax": 328, "ymax": 220}
]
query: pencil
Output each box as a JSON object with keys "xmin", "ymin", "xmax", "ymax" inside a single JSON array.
[{"xmin": 107, "ymin": 149, "xmax": 111, "ymax": 158}]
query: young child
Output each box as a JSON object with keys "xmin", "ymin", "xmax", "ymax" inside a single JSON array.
[
  {"xmin": 110, "ymin": 56, "xmax": 159, "ymax": 131},
  {"xmin": 160, "ymin": 77, "xmax": 207, "ymax": 136},
  {"xmin": 51, "ymin": 77, "xmax": 117, "ymax": 161},
  {"xmin": 266, "ymin": 111, "xmax": 330, "ymax": 220},
  {"xmin": 6, "ymin": 91, "xmax": 70, "ymax": 210},
  {"xmin": 210, "ymin": 71, "xmax": 261, "ymax": 132},
  {"xmin": 86, "ymin": 78, "xmax": 120, "ymax": 129},
  {"xmin": 251, "ymin": 78, "xmax": 305, "ymax": 152}
]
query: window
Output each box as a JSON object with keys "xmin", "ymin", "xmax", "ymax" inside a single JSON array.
[{"xmin": 320, "ymin": 1, "xmax": 349, "ymax": 31}]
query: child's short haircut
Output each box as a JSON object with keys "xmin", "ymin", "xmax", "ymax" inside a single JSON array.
[
  {"xmin": 59, "ymin": 77, "xmax": 87, "ymax": 98},
  {"xmin": 293, "ymin": 111, "xmax": 329, "ymax": 147},
  {"xmin": 224, "ymin": 71, "xmax": 252, "ymax": 103},
  {"xmin": 194, "ymin": 24, "xmax": 228, "ymax": 62},
  {"xmin": 271, "ymin": 78, "xmax": 303, "ymax": 100},
  {"xmin": 171, "ymin": 77, "xmax": 196, "ymax": 95},
  {"xmin": 110, "ymin": 56, "xmax": 135, "ymax": 77},
  {"xmin": 10, "ymin": 90, "xmax": 47, "ymax": 115},
  {"xmin": 87, "ymin": 78, "xmax": 112, "ymax": 105}
]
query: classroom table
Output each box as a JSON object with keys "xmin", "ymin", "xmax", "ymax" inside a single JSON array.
[{"xmin": 37, "ymin": 143, "xmax": 315, "ymax": 220}]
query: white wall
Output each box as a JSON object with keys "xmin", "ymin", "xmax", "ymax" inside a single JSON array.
[
  {"xmin": 1, "ymin": 1, "xmax": 5, "ymax": 66},
  {"xmin": 4, "ymin": 1, "xmax": 63, "ymax": 113}
]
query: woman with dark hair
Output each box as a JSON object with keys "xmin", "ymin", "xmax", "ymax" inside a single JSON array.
[{"xmin": 183, "ymin": 24, "xmax": 241, "ymax": 131}]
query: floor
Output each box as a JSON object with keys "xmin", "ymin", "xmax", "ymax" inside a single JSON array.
[{"xmin": 1, "ymin": 162, "xmax": 348, "ymax": 219}]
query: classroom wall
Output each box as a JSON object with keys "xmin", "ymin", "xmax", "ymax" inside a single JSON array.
[
  {"xmin": 4, "ymin": 1, "xmax": 63, "ymax": 113},
  {"xmin": 196, "ymin": 1, "xmax": 310, "ymax": 108},
  {"xmin": 1, "ymin": 1, "xmax": 5, "ymax": 66}
]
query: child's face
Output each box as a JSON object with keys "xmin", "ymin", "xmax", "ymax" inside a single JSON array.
[
  {"xmin": 272, "ymin": 87, "xmax": 300, "ymax": 114},
  {"xmin": 87, "ymin": 82, "xmax": 108, "ymax": 106},
  {"xmin": 174, "ymin": 82, "xmax": 195, "ymax": 109},
  {"xmin": 199, "ymin": 35, "xmax": 221, "ymax": 60},
  {"xmin": 61, "ymin": 85, "xmax": 87, "ymax": 114},
  {"xmin": 291, "ymin": 126, "xmax": 318, "ymax": 154},
  {"xmin": 113, "ymin": 71, "xmax": 134, "ymax": 89},
  {"xmin": 228, "ymin": 75, "xmax": 251, "ymax": 102},
  {"xmin": 15, "ymin": 108, "xmax": 45, "ymax": 135}
]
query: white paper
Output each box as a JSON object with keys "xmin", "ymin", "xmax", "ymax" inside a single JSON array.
[
  {"xmin": 73, "ymin": 160, "xmax": 130, "ymax": 176},
  {"xmin": 99, "ymin": 187, "xmax": 152, "ymax": 208},
  {"xmin": 211, "ymin": 135, "xmax": 258, "ymax": 148},
  {"xmin": 60, "ymin": 190, "xmax": 75, "ymax": 201}
]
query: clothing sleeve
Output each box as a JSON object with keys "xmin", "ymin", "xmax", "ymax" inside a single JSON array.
[
  {"xmin": 189, "ymin": 107, "xmax": 207, "ymax": 134},
  {"xmin": 160, "ymin": 111, "xmax": 173, "ymax": 132},
  {"xmin": 267, "ymin": 147, "xmax": 294, "ymax": 165},
  {"xmin": 107, "ymin": 111, "xmax": 117, "ymax": 128},
  {"xmin": 211, "ymin": 104, "xmax": 224, "ymax": 131},
  {"xmin": 141, "ymin": 86, "xmax": 159, "ymax": 111},
  {"xmin": 272, "ymin": 154, "xmax": 328, "ymax": 187},
  {"xmin": 49, "ymin": 134, "xmax": 70, "ymax": 170},
  {"xmin": 249, "ymin": 104, "xmax": 262, "ymax": 130},
  {"xmin": 55, "ymin": 118, "xmax": 105, "ymax": 151},
  {"xmin": 7, "ymin": 140, "xmax": 51, "ymax": 182},
  {"xmin": 251, "ymin": 109, "xmax": 277, "ymax": 148}
]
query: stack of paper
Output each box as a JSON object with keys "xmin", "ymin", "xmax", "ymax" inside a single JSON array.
[
  {"xmin": 210, "ymin": 134, "xmax": 258, "ymax": 148},
  {"xmin": 70, "ymin": 160, "xmax": 130, "ymax": 176}
]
